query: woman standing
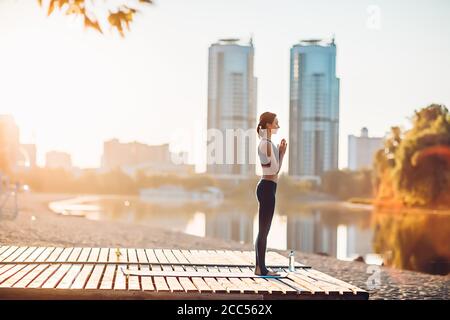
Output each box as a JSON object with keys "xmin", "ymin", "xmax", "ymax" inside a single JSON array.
[{"xmin": 254, "ymin": 111, "xmax": 287, "ymax": 276}]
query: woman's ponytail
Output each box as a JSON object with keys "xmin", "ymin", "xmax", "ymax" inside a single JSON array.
[{"xmin": 257, "ymin": 111, "xmax": 277, "ymax": 138}]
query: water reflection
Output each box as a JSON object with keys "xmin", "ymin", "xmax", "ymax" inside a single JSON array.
[
  {"xmin": 49, "ymin": 196, "xmax": 450, "ymax": 275},
  {"xmin": 372, "ymin": 210, "xmax": 450, "ymax": 275}
]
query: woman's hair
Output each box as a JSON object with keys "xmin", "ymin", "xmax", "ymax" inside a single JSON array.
[{"xmin": 257, "ymin": 111, "xmax": 277, "ymax": 137}]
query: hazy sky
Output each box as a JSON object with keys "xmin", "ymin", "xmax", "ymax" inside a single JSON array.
[{"xmin": 0, "ymin": 0, "xmax": 449, "ymax": 172}]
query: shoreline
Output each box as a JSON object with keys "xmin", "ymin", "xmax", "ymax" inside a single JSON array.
[{"xmin": 0, "ymin": 192, "xmax": 448, "ymax": 300}]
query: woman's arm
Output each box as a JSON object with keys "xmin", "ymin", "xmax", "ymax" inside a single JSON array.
[
  {"xmin": 276, "ymin": 139, "xmax": 287, "ymax": 174},
  {"xmin": 276, "ymin": 153, "xmax": 284, "ymax": 174}
]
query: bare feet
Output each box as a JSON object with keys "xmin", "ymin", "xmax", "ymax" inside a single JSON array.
[{"xmin": 254, "ymin": 266, "xmax": 281, "ymax": 277}]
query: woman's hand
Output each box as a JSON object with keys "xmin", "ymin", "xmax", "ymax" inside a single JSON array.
[{"xmin": 278, "ymin": 139, "xmax": 287, "ymax": 157}]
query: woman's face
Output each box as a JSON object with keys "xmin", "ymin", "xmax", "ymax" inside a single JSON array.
[{"xmin": 268, "ymin": 117, "xmax": 280, "ymax": 134}]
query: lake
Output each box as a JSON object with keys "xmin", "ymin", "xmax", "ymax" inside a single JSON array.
[{"xmin": 48, "ymin": 195, "xmax": 450, "ymax": 275}]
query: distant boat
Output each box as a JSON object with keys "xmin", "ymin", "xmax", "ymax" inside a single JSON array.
[{"xmin": 139, "ymin": 185, "xmax": 224, "ymax": 204}]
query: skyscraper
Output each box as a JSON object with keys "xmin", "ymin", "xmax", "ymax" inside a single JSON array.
[
  {"xmin": 289, "ymin": 38, "xmax": 340, "ymax": 181},
  {"xmin": 206, "ymin": 38, "xmax": 257, "ymax": 177}
]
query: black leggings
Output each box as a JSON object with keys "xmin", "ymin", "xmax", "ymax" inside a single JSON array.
[{"xmin": 255, "ymin": 179, "xmax": 277, "ymax": 273}]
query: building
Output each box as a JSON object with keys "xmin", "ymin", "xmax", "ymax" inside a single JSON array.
[
  {"xmin": 348, "ymin": 127, "xmax": 384, "ymax": 170},
  {"xmin": 17, "ymin": 144, "xmax": 37, "ymax": 169},
  {"xmin": 288, "ymin": 38, "xmax": 340, "ymax": 181},
  {"xmin": 206, "ymin": 38, "xmax": 257, "ymax": 177},
  {"xmin": 0, "ymin": 115, "xmax": 20, "ymax": 173},
  {"xmin": 45, "ymin": 151, "xmax": 72, "ymax": 171},
  {"xmin": 101, "ymin": 138, "xmax": 194, "ymax": 176}
]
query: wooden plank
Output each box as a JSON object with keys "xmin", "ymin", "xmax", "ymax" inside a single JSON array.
[
  {"xmin": 177, "ymin": 252, "xmax": 215, "ymax": 293},
  {"xmin": 70, "ymin": 264, "xmax": 94, "ymax": 290},
  {"xmin": 46, "ymin": 247, "xmax": 64, "ymax": 262},
  {"xmin": 12, "ymin": 247, "xmax": 37, "ymax": 262},
  {"xmin": 56, "ymin": 248, "xmax": 74, "ymax": 262},
  {"xmin": 303, "ymin": 268, "xmax": 363, "ymax": 295},
  {"xmin": 211, "ymin": 250, "xmax": 254, "ymax": 294},
  {"xmin": 127, "ymin": 265, "xmax": 141, "ymax": 291},
  {"xmin": 35, "ymin": 247, "xmax": 56, "ymax": 262},
  {"xmin": 191, "ymin": 250, "xmax": 240, "ymax": 294},
  {"xmin": 123, "ymin": 248, "xmax": 139, "ymax": 291},
  {"xmin": 144, "ymin": 249, "xmax": 159, "ymax": 264},
  {"xmin": 222, "ymin": 250, "xmax": 284, "ymax": 294},
  {"xmin": 0, "ymin": 264, "xmax": 16, "ymax": 275},
  {"xmin": 154, "ymin": 249, "xmax": 183, "ymax": 292},
  {"xmin": 181, "ymin": 249, "xmax": 200, "ymax": 265},
  {"xmin": 77, "ymin": 248, "xmax": 91, "ymax": 262},
  {"xmin": 27, "ymin": 264, "xmax": 60, "ymax": 288},
  {"xmin": 0, "ymin": 246, "xmax": 10, "ymax": 256},
  {"xmin": 149, "ymin": 249, "xmax": 173, "ymax": 292},
  {"xmin": 212, "ymin": 250, "xmax": 267, "ymax": 294},
  {"xmin": 136, "ymin": 248, "xmax": 154, "ymax": 292},
  {"xmin": 108, "ymin": 247, "xmax": 126, "ymax": 264},
  {"xmin": 99, "ymin": 264, "xmax": 116, "ymax": 290},
  {"xmin": 25, "ymin": 247, "xmax": 46, "ymax": 262},
  {"xmin": 56, "ymin": 264, "xmax": 83, "ymax": 289},
  {"xmin": 283, "ymin": 268, "xmax": 327, "ymax": 295},
  {"xmin": 88, "ymin": 247, "xmax": 100, "ymax": 262},
  {"xmin": 263, "ymin": 267, "xmax": 299, "ymax": 294},
  {"xmin": 114, "ymin": 263, "xmax": 127, "ymax": 290},
  {"xmin": 0, "ymin": 264, "xmax": 37, "ymax": 288},
  {"xmin": 41, "ymin": 264, "xmax": 71, "ymax": 288},
  {"xmin": 112, "ymin": 248, "xmax": 127, "ymax": 290},
  {"xmin": 67, "ymin": 247, "xmax": 83, "ymax": 262},
  {"xmin": 295, "ymin": 269, "xmax": 343, "ymax": 295},
  {"xmin": 3, "ymin": 246, "xmax": 27, "ymax": 262},
  {"xmin": 214, "ymin": 267, "xmax": 242, "ymax": 294},
  {"xmin": 163, "ymin": 249, "xmax": 198, "ymax": 293},
  {"xmin": 239, "ymin": 267, "xmax": 271, "ymax": 294},
  {"xmin": 127, "ymin": 249, "xmax": 138, "ymax": 263},
  {"xmin": 0, "ymin": 246, "xmax": 18, "ymax": 262},
  {"xmin": 0, "ymin": 265, "xmax": 28, "ymax": 284},
  {"xmin": 219, "ymin": 266, "xmax": 254, "ymax": 294},
  {"xmin": 193, "ymin": 266, "xmax": 223, "ymax": 293},
  {"xmin": 297, "ymin": 268, "xmax": 354, "ymax": 295},
  {"xmin": 144, "ymin": 249, "xmax": 170, "ymax": 292},
  {"xmin": 84, "ymin": 264, "xmax": 105, "ymax": 290},
  {"xmin": 13, "ymin": 264, "xmax": 49, "ymax": 288},
  {"xmin": 228, "ymin": 250, "xmax": 252, "ymax": 265},
  {"xmin": 171, "ymin": 249, "xmax": 190, "ymax": 264},
  {"xmin": 98, "ymin": 248, "xmax": 109, "ymax": 263}
]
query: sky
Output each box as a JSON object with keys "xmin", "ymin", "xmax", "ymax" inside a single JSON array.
[{"xmin": 0, "ymin": 0, "xmax": 449, "ymax": 172}]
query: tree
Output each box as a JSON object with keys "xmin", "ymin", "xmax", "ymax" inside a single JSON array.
[
  {"xmin": 37, "ymin": 0, "xmax": 153, "ymax": 37},
  {"xmin": 374, "ymin": 104, "xmax": 450, "ymax": 207}
]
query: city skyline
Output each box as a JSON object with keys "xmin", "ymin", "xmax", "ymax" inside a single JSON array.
[{"xmin": 0, "ymin": 0, "xmax": 449, "ymax": 171}]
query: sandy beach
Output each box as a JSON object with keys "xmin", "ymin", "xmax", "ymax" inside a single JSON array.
[{"xmin": 0, "ymin": 192, "xmax": 448, "ymax": 300}]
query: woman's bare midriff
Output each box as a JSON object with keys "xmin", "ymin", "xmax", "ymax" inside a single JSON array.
[{"xmin": 261, "ymin": 174, "xmax": 278, "ymax": 183}]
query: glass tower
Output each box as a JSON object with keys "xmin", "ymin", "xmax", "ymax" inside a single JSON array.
[
  {"xmin": 206, "ymin": 39, "xmax": 257, "ymax": 177},
  {"xmin": 288, "ymin": 38, "xmax": 340, "ymax": 180}
]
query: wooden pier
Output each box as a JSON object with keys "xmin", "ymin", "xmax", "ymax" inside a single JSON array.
[{"xmin": 0, "ymin": 246, "xmax": 368, "ymax": 300}]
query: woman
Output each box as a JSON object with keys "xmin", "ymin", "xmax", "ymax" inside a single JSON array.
[{"xmin": 254, "ymin": 111, "xmax": 287, "ymax": 276}]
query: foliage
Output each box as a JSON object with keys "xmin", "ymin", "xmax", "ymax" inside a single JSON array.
[
  {"xmin": 37, "ymin": 0, "xmax": 153, "ymax": 36},
  {"xmin": 374, "ymin": 104, "xmax": 450, "ymax": 207}
]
